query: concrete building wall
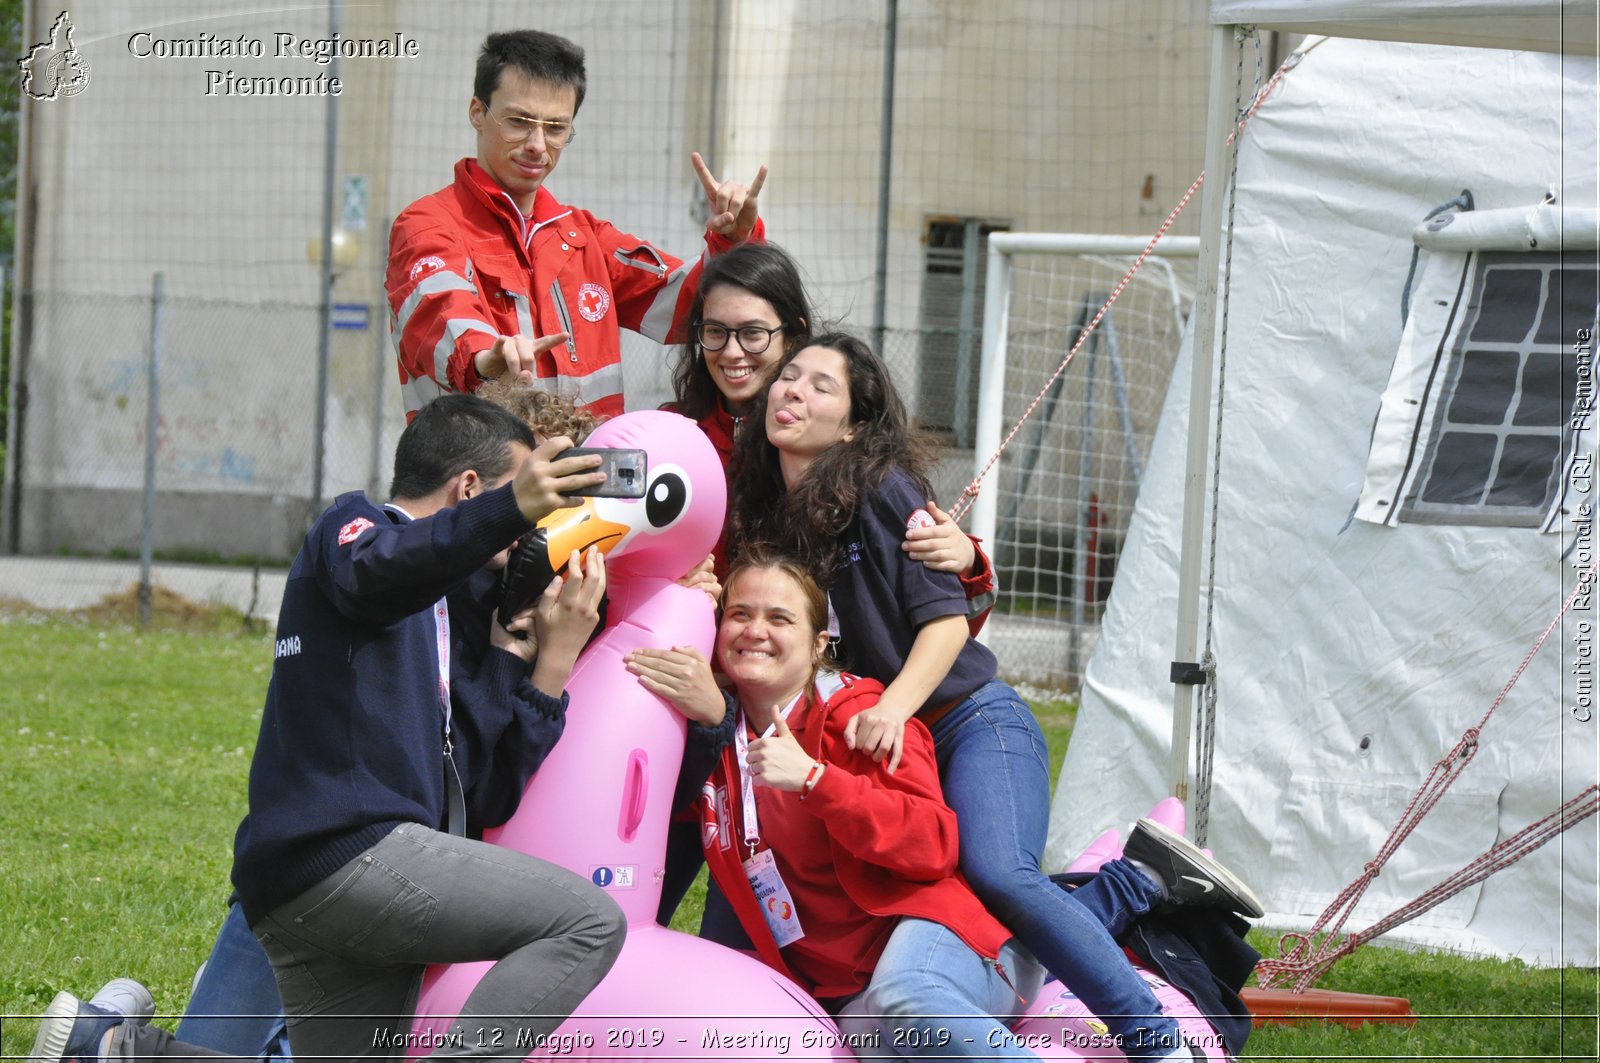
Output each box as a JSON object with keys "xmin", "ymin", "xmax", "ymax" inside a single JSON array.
[{"xmin": 9, "ymin": 0, "xmax": 1209, "ymax": 559}]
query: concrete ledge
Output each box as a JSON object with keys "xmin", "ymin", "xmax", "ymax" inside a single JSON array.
[{"xmin": 0, "ymin": 556, "xmax": 287, "ymax": 626}]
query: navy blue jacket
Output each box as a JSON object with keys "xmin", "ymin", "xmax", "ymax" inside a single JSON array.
[
  {"xmin": 830, "ymin": 468, "xmax": 997, "ymax": 710},
  {"xmin": 1054, "ymin": 871, "xmax": 1259, "ymax": 1056},
  {"xmin": 232, "ymin": 486, "xmax": 536, "ymax": 924},
  {"xmin": 446, "ymin": 566, "xmax": 571, "ymax": 838}
]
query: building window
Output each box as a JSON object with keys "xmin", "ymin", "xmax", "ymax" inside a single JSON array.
[{"xmin": 918, "ymin": 217, "xmax": 1008, "ymax": 446}]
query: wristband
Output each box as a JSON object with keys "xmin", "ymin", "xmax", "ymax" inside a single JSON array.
[{"xmin": 801, "ymin": 760, "xmax": 825, "ymax": 799}]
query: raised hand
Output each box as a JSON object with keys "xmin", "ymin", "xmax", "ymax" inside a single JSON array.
[
  {"xmin": 512, "ymin": 435, "xmax": 605, "ymax": 522},
  {"xmin": 474, "ymin": 332, "xmax": 571, "ymax": 383},
  {"xmin": 747, "ymin": 710, "xmax": 817, "ymax": 791},
  {"xmin": 692, "ymin": 152, "xmax": 767, "ymax": 241}
]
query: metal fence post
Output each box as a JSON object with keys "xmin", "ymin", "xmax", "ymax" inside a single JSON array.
[
  {"xmin": 870, "ymin": 0, "xmax": 897, "ymax": 356},
  {"xmin": 369, "ymin": 220, "xmax": 391, "ymax": 497},
  {"xmin": 139, "ymin": 272, "xmax": 166, "ymax": 627},
  {"xmin": 311, "ymin": 0, "xmax": 343, "ymax": 516}
]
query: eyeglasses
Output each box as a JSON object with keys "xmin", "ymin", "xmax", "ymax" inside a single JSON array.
[
  {"xmin": 695, "ymin": 321, "xmax": 785, "ymax": 355},
  {"xmin": 483, "ymin": 108, "xmax": 576, "ymax": 148}
]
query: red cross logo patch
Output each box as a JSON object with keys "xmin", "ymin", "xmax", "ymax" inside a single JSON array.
[
  {"xmin": 337, "ymin": 517, "xmax": 374, "ymax": 546},
  {"xmin": 577, "ymin": 282, "xmax": 611, "ymax": 323}
]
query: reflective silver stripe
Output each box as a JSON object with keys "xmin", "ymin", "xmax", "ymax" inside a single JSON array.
[
  {"xmin": 507, "ymin": 289, "xmax": 534, "ymax": 337},
  {"xmin": 432, "ymin": 317, "xmax": 499, "ymax": 388},
  {"xmin": 637, "ymin": 258, "xmax": 696, "ymax": 342},
  {"xmin": 394, "ymin": 270, "xmax": 477, "ymax": 338},
  {"xmin": 613, "ymin": 243, "xmax": 668, "ymax": 277},
  {"xmin": 566, "ymin": 362, "xmax": 626, "ymax": 408},
  {"xmin": 402, "ymin": 372, "xmax": 446, "ymax": 415},
  {"xmin": 506, "ymin": 363, "xmax": 626, "ymax": 410},
  {"xmin": 966, "ymin": 591, "xmax": 997, "ymax": 618}
]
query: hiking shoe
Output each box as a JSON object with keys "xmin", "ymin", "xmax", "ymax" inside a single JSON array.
[
  {"xmin": 1125, "ymin": 817, "xmax": 1264, "ymax": 919},
  {"xmin": 87, "ymin": 979, "xmax": 154, "ymax": 1026},
  {"xmin": 30, "ymin": 991, "xmax": 125, "ymax": 1062}
]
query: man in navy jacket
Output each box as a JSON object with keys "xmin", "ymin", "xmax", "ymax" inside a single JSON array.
[{"xmin": 33, "ymin": 394, "xmax": 625, "ymax": 1062}]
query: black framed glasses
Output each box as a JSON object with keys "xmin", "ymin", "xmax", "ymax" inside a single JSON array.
[
  {"xmin": 694, "ymin": 321, "xmax": 784, "ymax": 355},
  {"xmin": 483, "ymin": 108, "xmax": 576, "ymax": 148}
]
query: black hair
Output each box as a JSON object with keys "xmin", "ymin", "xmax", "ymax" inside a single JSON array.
[
  {"xmin": 389, "ymin": 393, "xmax": 538, "ymax": 500},
  {"xmin": 474, "ymin": 30, "xmax": 587, "ymax": 113},
  {"xmin": 672, "ymin": 242, "xmax": 815, "ymax": 422}
]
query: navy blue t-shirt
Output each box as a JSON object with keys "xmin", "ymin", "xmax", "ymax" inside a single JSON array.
[{"xmin": 828, "ymin": 467, "xmax": 997, "ymax": 711}]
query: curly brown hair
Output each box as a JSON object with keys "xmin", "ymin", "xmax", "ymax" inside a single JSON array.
[
  {"xmin": 475, "ymin": 380, "xmax": 599, "ymax": 445},
  {"xmin": 729, "ymin": 333, "xmax": 935, "ymax": 579}
]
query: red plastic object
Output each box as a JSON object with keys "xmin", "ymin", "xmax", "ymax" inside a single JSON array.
[{"xmin": 1242, "ymin": 987, "xmax": 1417, "ymax": 1028}]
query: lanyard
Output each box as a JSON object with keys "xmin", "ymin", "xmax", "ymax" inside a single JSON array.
[
  {"xmin": 432, "ymin": 598, "xmax": 452, "ymax": 738},
  {"xmin": 432, "ymin": 597, "xmax": 467, "ymax": 836},
  {"xmin": 733, "ymin": 689, "xmax": 804, "ymax": 854}
]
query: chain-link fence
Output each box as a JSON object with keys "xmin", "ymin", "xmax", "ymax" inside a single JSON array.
[
  {"xmin": 974, "ymin": 242, "xmax": 1197, "ymax": 688},
  {"xmin": 4, "ymin": 0, "xmax": 1213, "ymax": 681}
]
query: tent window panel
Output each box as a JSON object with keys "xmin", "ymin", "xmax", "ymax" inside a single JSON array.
[
  {"xmin": 1513, "ymin": 351, "xmax": 1570, "ymax": 426},
  {"xmin": 1401, "ymin": 252, "xmax": 1596, "ymax": 528},
  {"xmin": 1449, "ymin": 349, "xmax": 1517, "ymax": 424},
  {"xmin": 1534, "ymin": 268, "xmax": 1600, "ymax": 346},
  {"xmin": 1419, "ymin": 432, "xmax": 1498, "ymax": 505},
  {"xmin": 1488, "ymin": 435, "xmax": 1563, "ymax": 508},
  {"xmin": 1468, "ymin": 268, "xmax": 1541, "ymax": 343}
]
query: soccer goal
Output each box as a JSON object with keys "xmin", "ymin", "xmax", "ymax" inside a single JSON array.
[{"xmin": 967, "ymin": 233, "xmax": 1200, "ymax": 688}]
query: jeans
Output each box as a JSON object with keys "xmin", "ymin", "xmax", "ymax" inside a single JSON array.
[
  {"xmin": 1066, "ymin": 858, "xmax": 1166, "ymax": 939},
  {"xmin": 253, "ymin": 823, "xmax": 625, "ymax": 1060},
  {"xmin": 835, "ymin": 919, "xmax": 1044, "ymax": 1060},
  {"xmin": 176, "ymin": 903, "xmax": 292, "ymax": 1060},
  {"xmin": 927, "ymin": 681, "xmax": 1183, "ymax": 1062}
]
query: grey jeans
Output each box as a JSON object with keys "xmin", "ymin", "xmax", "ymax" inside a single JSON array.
[{"xmin": 252, "ymin": 823, "xmax": 625, "ymax": 1060}]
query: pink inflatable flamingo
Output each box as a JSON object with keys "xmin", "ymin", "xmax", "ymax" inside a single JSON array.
[
  {"xmin": 411, "ymin": 412, "xmax": 1232, "ymax": 1061},
  {"xmin": 410, "ymin": 411, "xmax": 851, "ymax": 1061}
]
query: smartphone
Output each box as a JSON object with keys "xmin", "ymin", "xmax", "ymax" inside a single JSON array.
[{"xmin": 559, "ymin": 447, "xmax": 648, "ymax": 498}]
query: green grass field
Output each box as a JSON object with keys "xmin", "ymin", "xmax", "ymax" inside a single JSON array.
[{"xmin": 0, "ymin": 605, "xmax": 1594, "ymax": 1060}]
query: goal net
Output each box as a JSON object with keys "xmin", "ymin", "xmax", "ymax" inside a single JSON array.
[{"xmin": 969, "ymin": 234, "xmax": 1199, "ymax": 688}]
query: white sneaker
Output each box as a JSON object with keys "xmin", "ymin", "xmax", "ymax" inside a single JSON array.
[{"xmin": 87, "ymin": 979, "xmax": 154, "ymax": 1025}]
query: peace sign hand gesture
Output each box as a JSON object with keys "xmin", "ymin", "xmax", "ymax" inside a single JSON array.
[{"xmin": 692, "ymin": 151, "xmax": 767, "ymax": 241}]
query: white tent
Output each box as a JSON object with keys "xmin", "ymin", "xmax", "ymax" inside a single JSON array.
[{"xmin": 1045, "ymin": 6, "xmax": 1599, "ymax": 966}]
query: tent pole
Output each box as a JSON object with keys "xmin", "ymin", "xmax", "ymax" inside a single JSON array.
[{"xmin": 1170, "ymin": 23, "xmax": 1239, "ymax": 825}]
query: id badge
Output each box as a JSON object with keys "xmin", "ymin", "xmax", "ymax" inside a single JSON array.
[{"xmin": 743, "ymin": 849, "xmax": 805, "ymax": 947}]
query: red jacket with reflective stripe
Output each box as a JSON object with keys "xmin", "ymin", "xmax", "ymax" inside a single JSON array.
[{"xmin": 387, "ymin": 158, "xmax": 764, "ymax": 421}]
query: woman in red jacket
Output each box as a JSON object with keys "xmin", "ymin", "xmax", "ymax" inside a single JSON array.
[
  {"xmin": 630, "ymin": 549, "xmax": 1235, "ymax": 1060},
  {"xmin": 634, "ymin": 547, "xmax": 1041, "ymax": 1056}
]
